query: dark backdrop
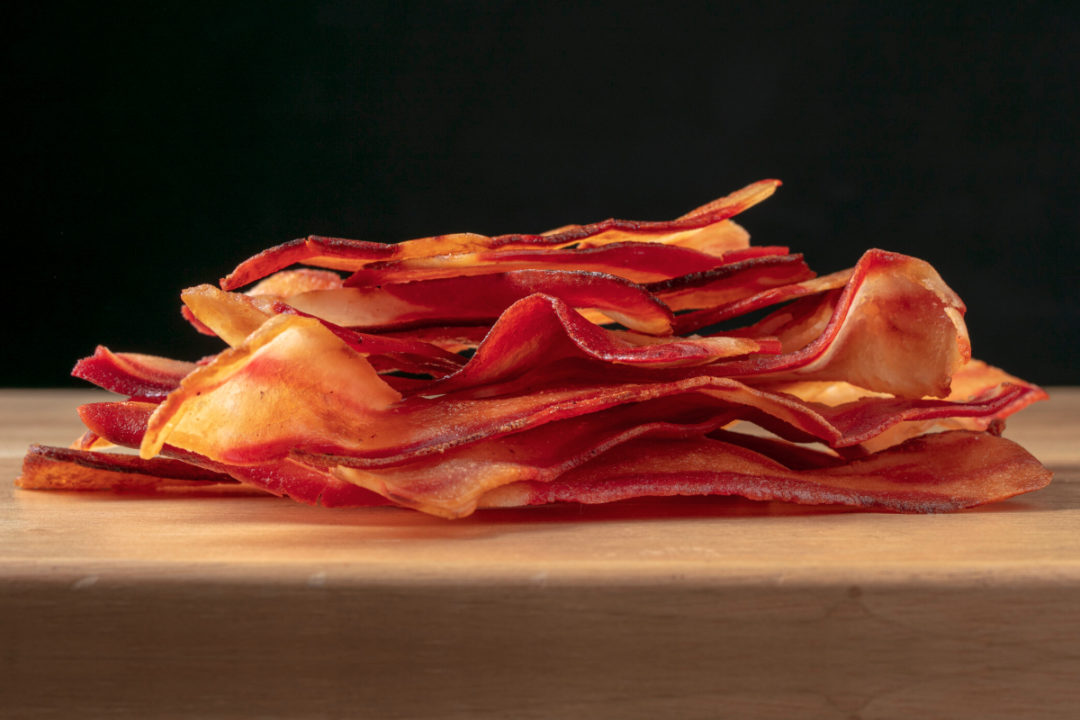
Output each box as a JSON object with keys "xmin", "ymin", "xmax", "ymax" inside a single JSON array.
[{"xmin": 7, "ymin": 1, "xmax": 1078, "ymax": 386}]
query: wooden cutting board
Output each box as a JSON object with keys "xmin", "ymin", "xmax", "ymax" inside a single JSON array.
[{"xmin": 2, "ymin": 388, "xmax": 1078, "ymax": 719}]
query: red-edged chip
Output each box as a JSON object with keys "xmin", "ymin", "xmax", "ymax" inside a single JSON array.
[
  {"xmin": 72, "ymin": 347, "xmax": 197, "ymax": 402},
  {"xmin": 479, "ymin": 430, "xmax": 1051, "ymax": 514},
  {"xmin": 74, "ymin": 401, "xmax": 390, "ymax": 508},
  {"xmin": 698, "ymin": 249, "xmax": 971, "ymax": 399},
  {"xmin": 422, "ymin": 294, "xmax": 780, "ymax": 395},
  {"xmin": 17, "ymin": 444, "xmax": 240, "ymax": 491},
  {"xmin": 279, "ymin": 269, "xmax": 677, "ymax": 335},
  {"xmin": 342, "ymin": 242, "xmax": 790, "ymax": 287},
  {"xmin": 646, "ymin": 254, "xmax": 815, "ymax": 311}
]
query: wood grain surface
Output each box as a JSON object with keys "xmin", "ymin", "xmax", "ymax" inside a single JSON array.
[{"xmin": 2, "ymin": 388, "xmax": 1078, "ymax": 719}]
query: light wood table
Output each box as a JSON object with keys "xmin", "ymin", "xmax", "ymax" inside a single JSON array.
[{"xmin": 2, "ymin": 388, "xmax": 1078, "ymax": 719}]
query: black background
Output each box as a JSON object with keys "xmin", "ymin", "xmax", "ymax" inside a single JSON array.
[{"xmin": 7, "ymin": 1, "xmax": 1078, "ymax": 387}]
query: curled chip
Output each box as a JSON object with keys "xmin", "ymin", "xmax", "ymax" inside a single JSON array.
[{"xmin": 18, "ymin": 181, "xmax": 1051, "ymax": 518}]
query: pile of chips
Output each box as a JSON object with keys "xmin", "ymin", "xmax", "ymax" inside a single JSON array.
[{"xmin": 19, "ymin": 181, "xmax": 1051, "ymax": 517}]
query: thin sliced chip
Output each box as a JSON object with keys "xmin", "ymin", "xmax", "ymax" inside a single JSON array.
[
  {"xmin": 761, "ymin": 358, "xmax": 1048, "ymax": 452},
  {"xmin": 220, "ymin": 236, "xmax": 396, "ymax": 290},
  {"xmin": 479, "ymin": 430, "xmax": 1052, "ymax": 514},
  {"xmin": 673, "ymin": 268, "xmax": 854, "ymax": 334},
  {"xmin": 140, "ymin": 314, "xmax": 402, "ymax": 462},
  {"xmin": 424, "ymin": 294, "xmax": 779, "ymax": 395},
  {"xmin": 281, "ymin": 269, "xmax": 676, "ymax": 335},
  {"xmin": 77, "ymin": 401, "xmax": 389, "ymax": 507},
  {"xmin": 72, "ymin": 347, "xmax": 198, "ymax": 401},
  {"xmin": 181, "ymin": 284, "xmax": 465, "ymax": 376},
  {"xmin": 646, "ymin": 254, "xmax": 815, "ymax": 311},
  {"xmin": 17, "ymin": 444, "xmax": 239, "ymax": 491},
  {"xmin": 342, "ymin": 242, "xmax": 790, "ymax": 287},
  {"xmin": 700, "ymin": 249, "xmax": 970, "ymax": 398}
]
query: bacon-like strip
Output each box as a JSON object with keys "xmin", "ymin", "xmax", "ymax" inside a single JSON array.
[
  {"xmin": 423, "ymin": 294, "xmax": 779, "ymax": 395},
  {"xmin": 181, "ymin": 284, "xmax": 465, "ymax": 376},
  {"xmin": 695, "ymin": 249, "xmax": 970, "ymax": 398},
  {"xmin": 478, "ymin": 430, "xmax": 1052, "ymax": 514},
  {"xmin": 705, "ymin": 428, "xmax": 844, "ymax": 470},
  {"xmin": 342, "ymin": 242, "xmax": 790, "ymax": 287},
  {"xmin": 675, "ymin": 182, "xmax": 780, "ymax": 221},
  {"xmin": 228, "ymin": 458, "xmax": 392, "ymax": 507},
  {"xmin": 185, "ymin": 281, "xmax": 485, "ymax": 362},
  {"xmin": 17, "ymin": 444, "xmax": 239, "ymax": 491},
  {"xmin": 280, "ymin": 269, "xmax": 676, "ymax": 335},
  {"xmin": 221, "ymin": 234, "xmax": 471, "ymax": 290},
  {"xmin": 77, "ymin": 401, "xmax": 389, "ymax": 507},
  {"xmin": 140, "ymin": 315, "xmax": 402, "ymax": 462},
  {"xmin": 219, "ymin": 180, "xmax": 780, "ymax": 290},
  {"xmin": 646, "ymin": 255, "xmax": 815, "ymax": 311},
  {"xmin": 533, "ymin": 181, "xmax": 777, "ymax": 248},
  {"xmin": 672, "ymin": 268, "xmax": 854, "ymax": 334},
  {"xmin": 71, "ymin": 347, "xmax": 197, "ymax": 401},
  {"xmin": 760, "ymin": 359, "xmax": 1048, "ymax": 452}
]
